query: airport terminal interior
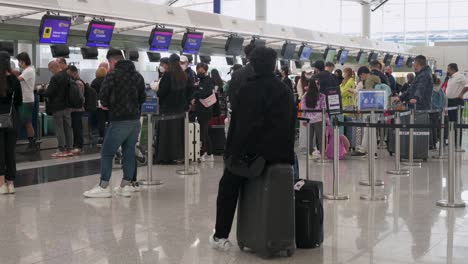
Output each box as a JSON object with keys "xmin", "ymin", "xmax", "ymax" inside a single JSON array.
[{"xmin": 1, "ymin": 0, "xmax": 468, "ymax": 263}]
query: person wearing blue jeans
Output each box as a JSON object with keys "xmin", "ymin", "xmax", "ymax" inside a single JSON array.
[{"xmin": 83, "ymin": 49, "xmax": 146, "ymax": 198}]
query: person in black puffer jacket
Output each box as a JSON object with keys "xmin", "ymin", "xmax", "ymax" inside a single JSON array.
[
  {"xmin": 0, "ymin": 51, "xmax": 22, "ymax": 194},
  {"xmin": 83, "ymin": 49, "xmax": 146, "ymax": 198},
  {"xmin": 192, "ymin": 62, "xmax": 215, "ymax": 162}
]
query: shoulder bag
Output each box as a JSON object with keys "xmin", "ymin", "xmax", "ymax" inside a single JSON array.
[{"xmin": 0, "ymin": 91, "xmax": 15, "ymax": 128}]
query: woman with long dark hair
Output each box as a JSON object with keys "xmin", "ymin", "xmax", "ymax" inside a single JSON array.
[
  {"xmin": 301, "ymin": 77, "xmax": 326, "ymax": 159},
  {"xmin": 0, "ymin": 51, "xmax": 22, "ymax": 194},
  {"xmin": 210, "ymin": 69, "xmax": 224, "ymax": 94},
  {"xmin": 155, "ymin": 54, "xmax": 187, "ymax": 164}
]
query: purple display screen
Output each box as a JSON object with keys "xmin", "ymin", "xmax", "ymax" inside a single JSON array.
[
  {"xmin": 183, "ymin": 33, "xmax": 203, "ymax": 54},
  {"xmin": 87, "ymin": 22, "xmax": 115, "ymax": 47},
  {"xmin": 396, "ymin": 56, "xmax": 405, "ymax": 67},
  {"xmin": 39, "ymin": 15, "xmax": 71, "ymax": 44},
  {"xmin": 150, "ymin": 30, "xmax": 173, "ymax": 51}
]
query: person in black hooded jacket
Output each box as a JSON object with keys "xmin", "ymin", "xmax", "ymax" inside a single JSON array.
[
  {"xmin": 209, "ymin": 47, "xmax": 296, "ymax": 251},
  {"xmin": 192, "ymin": 62, "xmax": 215, "ymax": 162},
  {"xmin": 83, "ymin": 49, "xmax": 146, "ymax": 198}
]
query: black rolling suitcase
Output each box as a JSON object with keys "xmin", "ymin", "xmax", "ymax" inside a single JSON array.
[
  {"xmin": 388, "ymin": 112, "xmax": 430, "ymax": 161},
  {"xmin": 237, "ymin": 164, "xmax": 296, "ymax": 258},
  {"xmin": 209, "ymin": 125, "xmax": 226, "ymax": 155},
  {"xmin": 294, "ymin": 178, "xmax": 324, "ymax": 248}
]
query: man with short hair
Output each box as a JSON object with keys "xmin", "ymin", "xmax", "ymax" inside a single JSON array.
[
  {"xmin": 15, "ymin": 52, "xmax": 37, "ymax": 151},
  {"xmin": 397, "ymin": 55, "xmax": 433, "ymax": 110},
  {"xmin": 325, "ymin": 61, "xmax": 335, "ymax": 73},
  {"xmin": 370, "ymin": 60, "xmax": 389, "ymax": 86},
  {"xmin": 385, "ymin": 66, "xmax": 397, "ymax": 95},
  {"xmin": 83, "ymin": 49, "xmax": 146, "ymax": 198},
  {"xmin": 445, "ymin": 63, "xmax": 468, "ymax": 145},
  {"xmin": 40, "ymin": 61, "xmax": 73, "ymax": 157},
  {"xmin": 210, "ymin": 47, "xmax": 296, "ymax": 251},
  {"xmin": 313, "ymin": 60, "xmax": 339, "ymax": 94}
]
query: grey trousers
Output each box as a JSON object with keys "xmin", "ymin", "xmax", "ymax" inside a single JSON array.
[
  {"xmin": 53, "ymin": 109, "xmax": 73, "ymax": 151},
  {"xmin": 309, "ymin": 121, "xmax": 323, "ymax": 154}
]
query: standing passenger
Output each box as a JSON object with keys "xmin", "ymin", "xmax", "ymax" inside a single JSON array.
[
  {"xmin": 0, "ymin": 52, "xmax": 22, "ymax": 194},
  {"xmin": 15, "ymin": 52, "xmax": 37, "ymax": 151},
  {"xmin": 193, "ymin": 63, "xmax": 215, "ymax": 162},
  {"xmin": 91, "ymin": 67, "xmax": 108, "ymax": 146},
  {"xmin": 41, "ymin": 61, "xmax": 73, "ymax": 157},
  {"xmin": 83, "ymin": 49, "xmax": 146, "ymax": 198},
  {"xmin": 155, "ymin": 54, "xmax": 187, "ymax": 164},
  {"xmin": 67, "ymin": 66, "xmax": 85, "ymax": 154}
]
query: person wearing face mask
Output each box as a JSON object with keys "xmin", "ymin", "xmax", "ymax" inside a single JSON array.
[
  {"xmin": 192, "ymin": 62, "xmax": 215, "ymax": 162},
  {"xmin": 180, "ymin": 55, "xmax": 197, "ymax": 110},
  {"xmin": 150, "ymin": 57, "xmax": 169, "ymax": 91}
]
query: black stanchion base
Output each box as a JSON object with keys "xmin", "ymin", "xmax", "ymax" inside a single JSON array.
[
  {"xmin": 359, "ymin": 180, "xmax": 384, "ymax": 186},
  {"xmin": 387, "ymin": 169, "xmax": 410, "ymax": 175}
]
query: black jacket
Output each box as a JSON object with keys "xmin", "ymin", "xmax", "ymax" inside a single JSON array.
[
  {"xmin": 193, "ymin": 75, "xmax": 214, "ymax": 114},
  {"xmin": 157, "ymin": 72, "xmax": 187, "ymax": 114},
  {"xmin": 400, "ymin": 66, "xmax": 433, "ymax": 110},
  {"xmin": 228, "ymin": 64, "xmax": 255, "ymax": 112},
  {"xmin": 185, "ymin": 67, "xmax": 197, "ymax": 109},
  {"xmin": 225, "ymin": 73, "xmax": 296, "ymax": 165},
  {"xmin": 371, "ymin": 69, "xmax": 389, "ymax": 86},
  {"xmin": 42, "ymin": 70, "xmax": 69, "ymax": 114},
  {"xmin": 99, "ymin": 60, "xmax": 146, "ymax": 121},
  {"xmin": 317, "ymin": 71, "xmax": 339, "ymax": 94},
  {"xmin": 91, "ymin": 77, "xmax": 105, "ymax": 95},
  {"xmin": 0, "ymin": 75, "xmax": 22, "ymax": 115}
]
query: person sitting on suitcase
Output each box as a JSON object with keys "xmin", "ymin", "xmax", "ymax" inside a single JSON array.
[{"xmin": 209, "ymin": 47, "xmax": 297, "ymax": 251}]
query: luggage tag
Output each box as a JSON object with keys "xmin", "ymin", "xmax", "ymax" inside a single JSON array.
[{"xmin": 294, "ymin": 180, "xmax": 306, "ymax": 191}]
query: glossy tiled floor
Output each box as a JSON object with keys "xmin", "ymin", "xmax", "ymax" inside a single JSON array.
[{"xmin": 2, "ymin": 146, "xmax": 468, "ymax": 263}]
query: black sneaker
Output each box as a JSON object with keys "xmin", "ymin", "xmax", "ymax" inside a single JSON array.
[{"xmin": 351, "ymin": 151, "xmax": 367, "ymax": 157}]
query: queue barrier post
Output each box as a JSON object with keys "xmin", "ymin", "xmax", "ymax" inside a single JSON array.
[
  {"xmin": 433, "ymin": 110, "xmax": 448, "ymax": 159},
  {"xmin": 436, "ymin": 122, "xmax": 465, "ymax": 208},
  {"xmin": 177, "ymin": 112, "xmax": 199, "ymax": 176},
  {"xmin": 324, "ymin": 119, "xmax": 350, "ymax": 200},
  {"xmin": 387, "ymin": 112, "xmax": 410, "ymax": 175},
  {"xmin": 402, "ymin": 109, "xmax": 422, "ymax": 167},
  {"xmin": 315, "ymin": 108, "xmax": 331, "ymax": 164},
  {"xmin": 456, "ymin": 105, "xmax": 465, "ymax": 153},
  {"xmin": 360, "ymin": 111, "xmax": 384, "ymax": 186},
  {"xmin": 360, "ymin": 111, "xmax": 387, "ymax": 201},
  {"xmin": 306, "ymin": 119, "xmax": 310, "ymax": 179},
  {"xmin": 140, "ymin": 114, "xmax": 163, "ymax": 186}
]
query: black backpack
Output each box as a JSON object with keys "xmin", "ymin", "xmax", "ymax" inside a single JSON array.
[
  {"xmin": 66, "ymin": 78, "xmax": 84, "ymax": 109},
  {"xmin": 82, "ymin": 81, "xmax": 98, "ymax": 112}
]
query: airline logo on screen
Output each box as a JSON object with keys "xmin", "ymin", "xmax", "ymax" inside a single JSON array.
[
  {"xmin": 59, "ymin": 22, "xmax": 70, "ymax": 28},
  {"xmin": 156, "ymin": 36, "xmax": 167, "ymax": 43},
  {"xmin": 93, "ymin": 29, "xmax": 106, "ymax": 37}
]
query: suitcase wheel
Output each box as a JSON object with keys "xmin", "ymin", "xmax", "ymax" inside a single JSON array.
[{"xmin": 286, "ymin": 248, "xmax": 295, "ymax": 257}]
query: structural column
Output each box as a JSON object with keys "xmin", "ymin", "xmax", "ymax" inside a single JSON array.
[
  {"xmin": 362, "ymin": 2, "xmax": 371, "ymax": 38},
  {"xmin": 256, "ymin": 0, "xmax": 267, "ymax": 21}
]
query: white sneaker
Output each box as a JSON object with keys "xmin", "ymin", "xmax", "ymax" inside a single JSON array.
[
  {"xmin": 131, "ymin": 182, "xmax": 141, "ymax": 192},
  {"xmin": 113, "ymin": 186, "xmax": 132, "ymax": 197},
  {"xmin": 83, "ymin": 185, "xmax": 112, "ymax": 198},
  {"xmin": 312, "ymin": 150, "xmax": 320, "ymax": 156},
  {"xmin": 207, "ymin": 154, "xmax": 215, "ymax": 162},
  {"xmin": 0, "ymin": 184, "xmax": 8, "ymax": 194},
  {"xmin": 209, "ymin": 235, "xmax": 232, "ymax": 251},
  {"xmin": 7, "ymin": 183, "xmax": 14, "ymax": 194},
  {"xmin": 312, "ymin": 151, "xmax": 321, "ymax": 159},
  {"xmin": 200, "ymin": 154, "xmax": 208, "ymax": 162}
]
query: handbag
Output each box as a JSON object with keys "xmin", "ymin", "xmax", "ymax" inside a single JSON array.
[
  {"xmin": 0, "ymin": 91, "xmax": 15, "ymax": 128},
  {"xmin": 199, "ymin": 91, "xmax": 217, "ymax": 108},
  {"xmin": 225, "ymin": 154, "xmax": 266, "ymax": 179}
]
